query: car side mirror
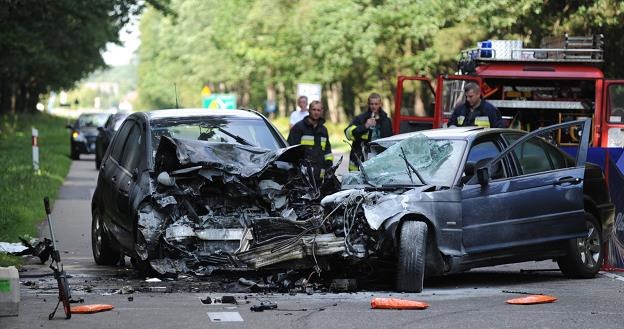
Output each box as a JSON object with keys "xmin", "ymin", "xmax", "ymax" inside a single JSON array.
[
  {"xmin": 476, "ymin": 166, "xmax": 490, "ymax": 186},
  {"xmin": 131, "ymin": 168, "xmax": 139, "ymax": 181},
  {"xmin": 464, "ymin": 161, "xmax": 476, "ymax": 176},
  {"xmin": 97, "ymin": 126, "xmax": 105, "ymax": 132},
  {"xmin": 65, "ymin": 124, "xmax": 73, "ymax": 129}
]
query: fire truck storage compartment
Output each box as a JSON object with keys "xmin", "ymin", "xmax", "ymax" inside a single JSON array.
[{"xmin": 482, "ymin": 78, "xmax": 595, "ymax": 144}]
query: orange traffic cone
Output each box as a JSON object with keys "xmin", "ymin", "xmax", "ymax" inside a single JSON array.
[
  {"xmin": 70, "ymin": 304, "xmax": 114, "ymax": 314},
  {"xmin": 371, "ymin": 297, "xmax": 429, "ymax": 310},
  {"xmin": 506, "ymin": 295, "xmax": 557, "ymax": 305}
]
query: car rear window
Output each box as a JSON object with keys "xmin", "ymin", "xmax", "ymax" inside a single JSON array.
[{"xmin": 77, "ymin": 113, "xmax": 109, "ymax": 128}]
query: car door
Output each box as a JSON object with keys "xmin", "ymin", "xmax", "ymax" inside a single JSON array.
[
  {"xmin": 99, "ymin": 120, "xmax": 134, "ymax": 233},
  {"xmin": 461, "ymin": 120, "xmax": 591, "ymax": 253},
  {"xmin": 112, "ymin": 121, "xmax": 145, "ymax": 250}
]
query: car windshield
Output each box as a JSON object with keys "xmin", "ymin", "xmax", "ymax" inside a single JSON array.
[
  {"xmin": 355, "ymin": 134, "xmax": 466, "ymax": 187},
  {"xmin": 77, "ymin": 113, "xmax": 109, "ymax": 128},
  {"xmin": 150, "ymin": 116, "xmax": 282, "ymax": 153}
]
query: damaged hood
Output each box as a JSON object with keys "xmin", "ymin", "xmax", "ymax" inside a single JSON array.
[{"xmin": 155, "ymin": 136, "xmax": 305, "ymax": 177}]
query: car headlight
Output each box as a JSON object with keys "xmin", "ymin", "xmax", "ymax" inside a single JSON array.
[{"xmin": 72, "ymin": 131, "xmax": 85, "ymax": 141}]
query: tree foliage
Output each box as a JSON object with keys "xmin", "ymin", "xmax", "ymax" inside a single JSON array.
[{"xmin": 0, "ymin": 0, "xmax": 169, "ymax": 114}]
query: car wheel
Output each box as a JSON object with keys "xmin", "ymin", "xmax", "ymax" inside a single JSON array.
[
  {"xmin": 70, "ymin": 148, "xmax": 79, "ymax": 160},
  {"xmin": 396, "ymin": 220, "xmax": 428, "ymax": 293},
  {"xmin": 91, "ymin": 209, "xmax": 120, "ymax": 265},
  {"xmin": 557, "ymin": 212, "xmax": 603, "ymax": 278}
]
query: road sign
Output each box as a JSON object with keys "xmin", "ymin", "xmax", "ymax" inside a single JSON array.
[
  {"xmin": 202, "ymin": 94, "xmax": 237, "ymax": 109},
  {"xmin": 297, "ymin": 83, "xmax": 322, "ymax": 102}
]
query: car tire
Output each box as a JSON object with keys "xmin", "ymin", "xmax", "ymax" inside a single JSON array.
[
  {"xmin": 396, "ymin": 220, "xmax": 428, "ymax": 293},
  {"xmin": 91, "ymin": 209, "xmax": 120, "ymax": 265},
  {"xmin": 556, "ymin": 212, "xmax": 603, "ymax": 278},
  {"xmin": 70, "ymin": 148, "xmax": 79, "ymax": 160}
]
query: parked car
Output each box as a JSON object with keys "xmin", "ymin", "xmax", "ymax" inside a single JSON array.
[
  {"xmin": 95, "ymin": 112, "xmax": 129, "ymax": 169},
  {"xmin": 91, "ymin": 109, "xmax": 340, "ymax": 275},
  {"xmin": 321, "ymin": 119, "xmax": 614, "ymax": 292},
  {"xmin": 66, "ymin": 112, "xmax": 110, "ymax": 160}
]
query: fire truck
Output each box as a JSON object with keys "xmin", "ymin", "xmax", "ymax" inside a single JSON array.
[{"xmin": 392, "ymin": 35, "xmax": 624, "ymax": 269}]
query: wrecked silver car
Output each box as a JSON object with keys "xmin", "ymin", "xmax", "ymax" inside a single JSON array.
[
  {"xmin": 321, "ymin": 119, "xmax": 614, "ymax": 293},
  {"xmin": 91, "ymin": 109, "xmax": 341, "ymax": 276}
]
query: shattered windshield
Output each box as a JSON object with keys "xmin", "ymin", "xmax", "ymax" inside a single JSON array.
[
  {"xmin": 150, "ymin": 117, "xmax": 282, "ymax": 153},
  {"xmin": 359, "ymin": 134, "xmax": 465, "ymax": 187}
]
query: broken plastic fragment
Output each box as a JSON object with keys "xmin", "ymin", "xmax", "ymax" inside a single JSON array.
[
  {"xmin": 371, "ymin": 297, "xmax": 429, "ymax": 310},
  {"xmin": 70, "ymin": 304, "xmax": 114, "ymax": 314},
  {"xmin": 506, "ymin": 295, "xmax": 558, "ymax": 305}
]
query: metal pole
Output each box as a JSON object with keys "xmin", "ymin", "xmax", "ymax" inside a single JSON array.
[{"xmin": 32, "ymin": 127, "xmax": 40, "ymax": 174}]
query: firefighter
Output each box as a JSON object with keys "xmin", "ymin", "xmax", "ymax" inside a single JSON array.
[
  {"xmin": 344, "ymin": 93, "xmax": 392, "ymax": 171},
  {"xmin": 287, "ymin": 100, "xmax": 334, "ymax": 185},
  {"xmin": 448, "ymin": 82, "xmax": 504, "ymax": 128}
]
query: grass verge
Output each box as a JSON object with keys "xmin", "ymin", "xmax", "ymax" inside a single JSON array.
[{"xmin": 0, "ymin": 112, "xmax": 71, "ymax": 266}]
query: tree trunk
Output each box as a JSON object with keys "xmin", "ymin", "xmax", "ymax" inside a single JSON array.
[
  {"xmin": 15, "ymin": 83, "xmax": 27, "ymax": 113},
  {"xmin": 241, "ymin": 80, "xmax": 251, "ymax": 108},
  {"xmin": 277, "ymin": 82, "xmax": 287, "ymax": 118},
  {"xmin": 25, "ymin": 84, "xmax": 41, "ymax": 113},
  {"xmin": 0, "ymin": 81, "xmax": 10, "ymax": 115},
  {"xmin": 325, "ymin": 82, "xmax": 343, "ymax": 124}
]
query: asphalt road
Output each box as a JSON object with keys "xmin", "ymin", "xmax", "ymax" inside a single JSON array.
[{"xmin": 2, "ymin": 155, "xmax": 624, "ymax": 329}]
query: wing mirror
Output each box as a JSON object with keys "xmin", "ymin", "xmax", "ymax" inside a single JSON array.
[
  {"xmin": 464, "ymin": 161, "xmax": 476, "ymax": 176},
  {"xmin": 476, "ymin": 166, "xmax": 490, "ymax": 186},
  {"xmin": 65, "ymin": 124, "xmax": 73, "ymax": 129},
  {"xmin": 97, "ymin": 126, "xmax": 105, "ymax": 132}
]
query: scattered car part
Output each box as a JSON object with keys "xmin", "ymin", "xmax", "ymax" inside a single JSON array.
[
  {"xmin": 371, "ymin": 297, "xmax": 429, "ymax": 310},
  {"xmin": 506, "ymin": 295, "xmax": 558, "ymax": 305},
  {"xmin": 70, "ymin": 304, "xmax": 114, "ymax": 314}
]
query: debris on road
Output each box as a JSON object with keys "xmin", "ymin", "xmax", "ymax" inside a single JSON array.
[
  {"xmin": 371, "ymin": 297, "xmax": 429, "ymax": 310},
  {"xmin": 250, "ymin": 301, "xmax": 278, "ymax": 312},
  {"xmin": 2, "ymin": 237, "xmax": 54, "ymax": 264},
  {"xmin": 70, "ymin": 304, "xmax": 114, "ymax": 314},
  {"xmin": 329, "ymin": 278, "xmax": 357, "ymax": 292},
  {"xmin": 506, "ymin": 295, "xmax": 558, "ymax": 305}
]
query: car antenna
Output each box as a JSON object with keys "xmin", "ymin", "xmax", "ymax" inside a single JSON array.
[{"xmin": 174, "ymin": 83, "xmax": 179, "ymax": 108}]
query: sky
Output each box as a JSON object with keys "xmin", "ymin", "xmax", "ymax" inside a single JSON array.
[{"xmin": 101, "ymin": 19, "xmax": 140, "ymax": 67}]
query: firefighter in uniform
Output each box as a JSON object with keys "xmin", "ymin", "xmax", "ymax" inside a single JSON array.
[
  {"xmin": 287, "ymin": 100, "xmax": 334, "ymax": 185},
  {"xmin": 344, "ymin": 93, "xmax": 392, "ymax": 171},
  {"xmin": 448, "ymin": 82, "xmax": 504, "ymax": 128}
]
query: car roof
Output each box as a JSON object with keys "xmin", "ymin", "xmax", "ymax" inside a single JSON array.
[
  {"xmin": 78, "ymin": 112, "xmax": 110, "ymax": 118},
  {"xmin": 374, "ymin": 127, "xmax": 525, "ymax": 144},
  {"xmin": 142, "ymin": 108, "xmax": 262, "ymax": 121}
]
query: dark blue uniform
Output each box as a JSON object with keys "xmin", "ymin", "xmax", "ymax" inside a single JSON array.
[{"xmin": 448, "ymin": 99, "xmax": 504, "ymax": 128}]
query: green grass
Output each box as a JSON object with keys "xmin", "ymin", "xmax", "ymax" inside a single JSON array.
[
  {"xmin": 270, "ymin": 116, "xmax": 350, "ymax": 153},
  {"xmin": 0, "ymin": 113, "xmax": 72, "ymax": 266}
]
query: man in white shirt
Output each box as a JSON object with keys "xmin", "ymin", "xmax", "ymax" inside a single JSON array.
[{"xmin": 289, "ymin": 96, "xmax": 308, "ymax": 128}]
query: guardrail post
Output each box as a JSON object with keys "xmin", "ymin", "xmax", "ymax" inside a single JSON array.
[{"xmin": 32, "ymin": 127, "xmax": 40, "ymax": 174}]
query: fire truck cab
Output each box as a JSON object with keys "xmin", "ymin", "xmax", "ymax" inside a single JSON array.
[{"xmin": 394, "ymin": 35, "xmax": 624, "ymax": 148}]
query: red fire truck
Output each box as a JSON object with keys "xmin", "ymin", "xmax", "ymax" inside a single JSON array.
[{"xmin": 392, "ymin": 35, "xmax": 624, "ymax": 269}]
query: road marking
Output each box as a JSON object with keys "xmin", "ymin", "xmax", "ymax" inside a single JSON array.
[
  {"xmin": 599, "ymin": 271, "xmax": 624, "ymax": 282},
  {"xmin": 207, "ymin": 312, "xmax": 243, "ymax": 322}
]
